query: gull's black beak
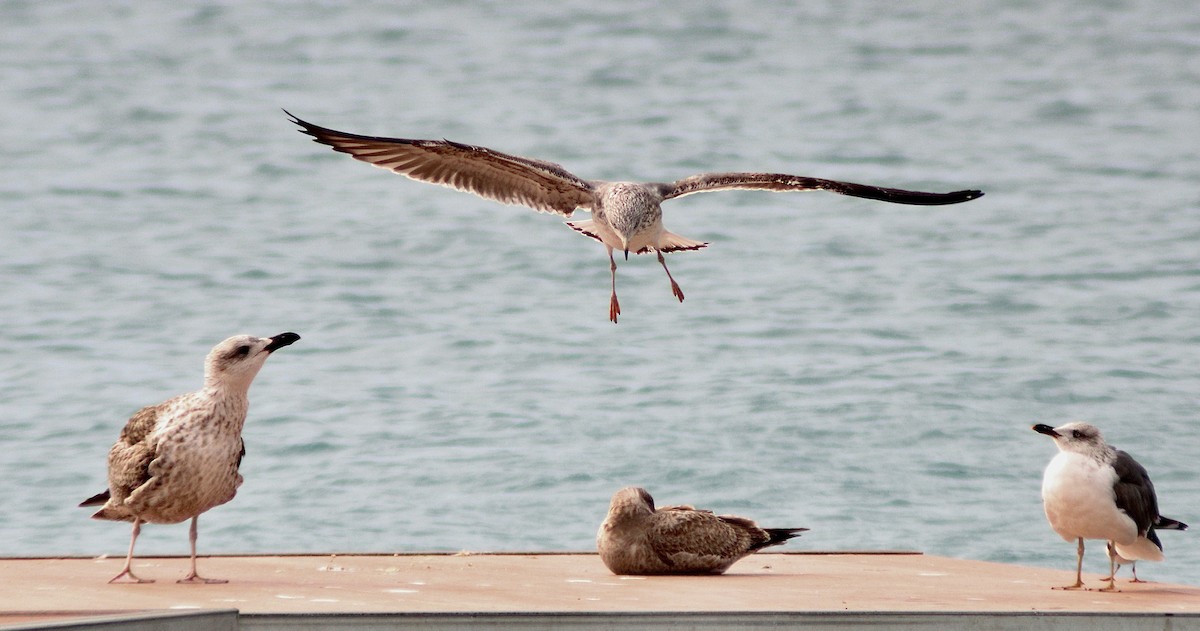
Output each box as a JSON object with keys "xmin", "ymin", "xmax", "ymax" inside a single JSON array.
[
  {"xmin": 624, "ymin": 249, "xmax": 630, "ymax": 261},
  {"xmin": 1032, "ymin": 423, "xmax": 1059, "ymax": 438},
  {"xmin": 264, "ymin": 332, "xmax": 301, "ymax": 353}
]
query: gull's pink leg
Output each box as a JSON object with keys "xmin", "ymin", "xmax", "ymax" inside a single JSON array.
[
  {"xmin": 1097, "ymin": 549, "xmax": 1119, "ymax": 592},
  {"xmin": 1053, "ymin": 538, "xmax": 1086, "ymax": 590},
  {"xmin": 608, "ymin": 248, "xmax": 620, "ymax": 323},
  {"xmin": 178, "ymin": 516, "xmax": 226, "ymax": 584},
  {"xmin": 657, "ymin": 251, "xmax": 685, "ymax": 302},
  {"xmin": 1103, "ymin": 542, "xmax": 1142, "ymax": 584},
  {"xmin": 109, "ymin": 517, "xmax": 153, "ymax": 584},
  {"xmin": 1102, "ymin": 542, "xmax": 1118, "ymax": 582}
]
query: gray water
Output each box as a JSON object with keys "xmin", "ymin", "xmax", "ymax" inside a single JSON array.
[{"xmin": 3, "ymin": 1, "xmax": 1199, "ymax": 588}]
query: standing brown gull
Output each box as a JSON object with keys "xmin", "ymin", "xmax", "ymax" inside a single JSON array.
[
  {"xmin": 1033, "ymin": 422, "xmax": 1186, "ymax": 591},
  {"xmin": 286, "ymin": 111, "xmax": 983, "ymax": 322},
  {"xmin": 596, "ymin": 486, "xmax": 807, "ymax": 575},
  {"xmin": 80, "ymin": 332, "xmax": 300, "ymax": 584}
]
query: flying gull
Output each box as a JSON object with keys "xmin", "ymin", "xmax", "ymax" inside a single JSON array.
[
  {"xmin": 1033, "ymin": 422, "xmax": 1185, "ymax": 591},
  {"xmin": 80, "ymin": 332, "xmax": 300, "ymax": 584},
  {"xmin": 596, "ymin": 486, "xmax": 807, "ymax": 575},
  {"xmin": 286, "ymin": 110, "xmax": 984, "ymax": 322}
]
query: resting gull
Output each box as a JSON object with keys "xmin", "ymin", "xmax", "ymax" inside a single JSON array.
[
  {"xmin": 80, "ymin": 332, "xmax": 300, "ymax": 584},
  {"xmin": 286, "ymin": 110, "xmax": 983, "ymax": 322},
  {"xmin": 596, "ymin": 486, "xmax": 807, "ymax": 575},
  {"xmin": 1033, "ymin": 422, "xmax": 1185, "ymax": 590}
]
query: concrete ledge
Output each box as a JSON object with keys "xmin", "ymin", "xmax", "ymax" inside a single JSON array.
[
  {"xmin": 0, "ymin": 610, "xmax": 237, "ymax": 631},
  {"xmin": 240, "ymin": 611, "xmax": 1200, "ymax": 631},
  {"xmin": 2, "ymin": 552, "xmax": 1198, "ymax": 630}
]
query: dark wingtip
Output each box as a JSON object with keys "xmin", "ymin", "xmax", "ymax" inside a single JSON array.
[
  {"xmin": 282, "ymin": 108, "xmax": 305, "ymax": 127},
  {"xmin": 856, "ymin": 185, "xmax": 986, "ymax": 206},
  {"xmin": 920, "ymin": 189, "xmax": 983, "ymax": 205},
  {"xmin": 79, "ymin": 489, "xmax": 110, "ymax": 508},
  {"xmin": 765, "ymin": 527, "xmax": 809, "ymax": 546},
  {"xmin": 1157, "ymin": 516, "xmax": 1188, "ymax": 531},
  {"xmin": 283, "ymin": 110, "xmax": 329, "ymax": 141}
]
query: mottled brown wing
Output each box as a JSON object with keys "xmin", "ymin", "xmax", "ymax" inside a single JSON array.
[
  {"xmin": 105, "ymin": 442, "xmax": 155, "ymax": 507},
  {"xmin": 101, "ymin": 403, "xmax": 165, "ymax": 512},
  {"xmin": 1112, "ymin": 450, "xmax": 1159, "ymax": 537},
  {"xmin": 118, "ymin": 403, "xmax": 161, "ymax": 445},
  {"xmin": 649, "ymin": 507, "xmax": 754, "ymax": 560},
  {"xmin": 717, "ymin": 515, "xmax": 773, "ymax": 548},
  {"xmin": 661, "ymin": 173, "xmax": 983, "ymax": 206},
  {"xmin": 287, "ymin": 111, "xmax": 595, "ymax": 216}
]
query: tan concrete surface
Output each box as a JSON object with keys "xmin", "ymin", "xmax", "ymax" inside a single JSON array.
[{"xmin": 1, "ymin": 551, "xmax": 1198, "ymax": 624}]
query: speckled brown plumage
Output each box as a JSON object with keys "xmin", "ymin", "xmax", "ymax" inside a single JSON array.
[
  {"xmin": 287, "ymin": 111, "xmax": 983, "ymax": 323},
  {"xmin": 80, "ymin": 332, "xmax": 299, "ymax": 584},
  {"xmin": 596, "ymin": 487, "xmax": 807, "ymax": 575}
]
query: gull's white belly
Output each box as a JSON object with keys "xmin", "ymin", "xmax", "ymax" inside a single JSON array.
[{"xmin": 1041, "ymin": 452, "xmax": 1137, "ymax": 545}]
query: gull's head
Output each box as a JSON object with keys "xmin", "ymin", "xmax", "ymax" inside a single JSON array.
[
  {"xmin": 607, "ymin": 226, "xmax": 634, "ymax": 260},
  {"xmin": 607, "ymin": 486, "xmax": 656, "ymax": 523},
  {"xmin": 606, "ymin": 223, "xmax": 632, "ymax": 260},
  {"xmin": 204, "ymin": 331, "xmax": 300, "ymax": 391},
  {"xmin": 1033, "ymin": 421, "xmax": 1106, "ymax": 455},
  {"xmin": 598, "ymin": 182, "xmax": 659, "ymax": 260}
]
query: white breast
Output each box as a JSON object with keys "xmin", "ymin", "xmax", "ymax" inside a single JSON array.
[{"xmin": 1041, "ymin": 452, "xmax": 1137, "ymax": 545}]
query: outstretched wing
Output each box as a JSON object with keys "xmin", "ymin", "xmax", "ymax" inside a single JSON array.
[
  {"xmin": 286, "ymin": 111, "xmax": 595, "ymax": 216},
  {"xmin": 660, "ymin": 172, "xmax": 983, "ymax": 206}
]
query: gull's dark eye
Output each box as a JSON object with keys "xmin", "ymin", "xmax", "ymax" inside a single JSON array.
[
  {"xmin": 232, "ymin": 345, "xmax": 251, "ymax": 358},
  {"xmin": 1072, "ymin": 430, "xmax": 1083, "ymax": 439}
]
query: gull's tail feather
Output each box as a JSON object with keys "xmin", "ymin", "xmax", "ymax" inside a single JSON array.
[
  {"xmin": 653, "ymin": 231, "xmax": 708, "ymax": 253},
  {"xmin": 565, "ymin": 220, "xmax": 603, "ymax": 244}
]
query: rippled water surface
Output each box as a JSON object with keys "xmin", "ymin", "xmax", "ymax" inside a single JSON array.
[{"xmin": 3, "ymin": 1, "xmax": 1199, "ymax": 586}]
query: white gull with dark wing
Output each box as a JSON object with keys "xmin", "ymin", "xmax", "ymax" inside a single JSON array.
[{"xmin": 1033, "ymin": 422, "xmax": 1186, "ymax": 590}]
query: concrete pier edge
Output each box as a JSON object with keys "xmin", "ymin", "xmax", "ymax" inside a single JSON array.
[{"xmin": 2, "ymin": 552, "xmax": 1198, "ymax": 630}]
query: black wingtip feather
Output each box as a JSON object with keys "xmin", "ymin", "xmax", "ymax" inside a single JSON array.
[
  {"xmin": 895, "ymin": 188, "xmax": 984, "ymax": 205},
  {"xmin": 1157, "ymin": 516, "xmax": 1188, "ymax": 531},
  {"xmin": 764, "ymin": 527, "xmax": 809, "ymax": 547},
  {"xmin": 834, "ymin": 183, "xmax": 985, "ymax": 206},
  {"xmin": 79, "ymin": 489, "xmax": 110, "ymax": 508}
]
